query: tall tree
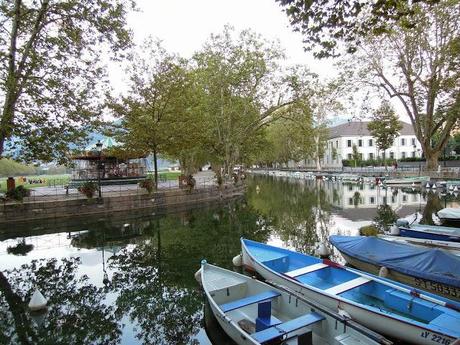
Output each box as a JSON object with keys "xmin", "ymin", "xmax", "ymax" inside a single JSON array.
[
  {"xmin": 192, "ymin": 26, "xmax": 298, "ymax": 177},
  {"xmin": 0, "ymin": 0, "xmax": 135, "ymax": 162},
  {"xmin": 351, "ymin": 0, "xmax": 460, "ymax": 169},
  {"xmin": 367, "ymin": 102, "xmax": 403, "ymax": 169},
  {"xmin": 276, "ymin": 0, "xmax": 441, "ymax": 58},
  {"xmin": 111, "ymin": 39, "xmax": 195, "ymax": 188}
]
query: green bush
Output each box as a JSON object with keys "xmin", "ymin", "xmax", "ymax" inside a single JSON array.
[
  {"xmin": 6, "ymin": 185, "xmax": 31, "ymax": 201},
  {"xmin": 359, "ymin": 225, "xmax": 379, "ymax": 236},
  {"xmin": 78, "ymin": 181, "xmax": 98, "ymax": 199},
  {"xmin": 342, "ymin": 159, "xmax": 396, "ymax": 167},
  {"xmin": 139, "ymin": 178, "xmax": 155, "ymax": 194}
]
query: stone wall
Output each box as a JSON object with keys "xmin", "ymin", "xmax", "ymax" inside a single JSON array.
[{"xmin": 0, "ymin": 184, "xmax": 245, "ymax": 227}]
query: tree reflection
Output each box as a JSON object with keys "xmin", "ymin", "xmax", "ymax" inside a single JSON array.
[
  {"xmin": 108, "ymin": 201, "xmax": 268, "ymax": 345},
  {"xmin": 0, "ymin": 258, "xmax": 121, "ymax": 345},
  {"xmin": 246, "ymin": 176, "xmax": 333, "ymax": 254}
]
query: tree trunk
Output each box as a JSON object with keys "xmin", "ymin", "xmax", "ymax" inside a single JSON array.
[
  {"xmin": 425, "ymin": 150, "xmax": 440, "ymax": 171},
  {"xmin": 153, "ymin": 148, "xmax": 158, "ymax": 189},
  {"xmin": 314, "ymin": 135, "xmax": 321, "ymax": 171}
]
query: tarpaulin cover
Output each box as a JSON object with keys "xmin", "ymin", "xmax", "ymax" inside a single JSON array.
[
  {"xmin": 329, "ymin": 235, "xmax": 460, "ymax": 288},
  {"xmin": 438, "ymin": 208, "xmax": 460, "ymax": 220}
]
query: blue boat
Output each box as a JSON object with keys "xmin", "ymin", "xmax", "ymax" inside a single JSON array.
[
  {"xmin": 396, "ymin": 219, "xmax": 460, "ymax": 243},
  {"xmin": 329, "ymin": 235, "xmax": 460, "ymax": 302},
  {"xmin": 241, "ymin": 238, "xmax": 460, "ymax": 345}
]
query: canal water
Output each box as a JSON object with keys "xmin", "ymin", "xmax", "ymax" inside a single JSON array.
[{"xmin": 0, "ymin": 175, "xmax": 458, "ymax": 344}]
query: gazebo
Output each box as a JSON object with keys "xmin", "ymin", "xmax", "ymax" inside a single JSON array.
[{"xmin": 70, "ymin": 137, "xmax": 148, "ymax": 185}]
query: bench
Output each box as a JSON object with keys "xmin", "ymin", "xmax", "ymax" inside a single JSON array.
[
  {"xmin": 220, "ymin": 290, "xmax": 281, "ymax": 313},
  {"xmin": 252, "ymin": 312, "xmax": 325, "ymax": 343},
  {"xmin": 285, "ymin": 263, "xmax": 328, "ymax": 278},
  {"xmin": 325, "ymin": 277, "xmax": 370, "ymax": 295}
]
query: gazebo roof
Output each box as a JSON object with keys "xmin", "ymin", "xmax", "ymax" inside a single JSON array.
[{"xmin": 85, "ymin": 137, "xmax": 120, "ymax": 152}]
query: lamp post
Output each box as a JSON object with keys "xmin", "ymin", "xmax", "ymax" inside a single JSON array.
[
  {"xmin": 417, "ymin": 148, "xmax": 421, "ymax": 176},
  {"xmin": 96, "ymin": 140, "xmax": 103, "ymax": 198}
]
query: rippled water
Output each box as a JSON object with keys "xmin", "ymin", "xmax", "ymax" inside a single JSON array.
[{"xmin": 0, "ymin": 175, "xmax": 457, "ymax": 344}]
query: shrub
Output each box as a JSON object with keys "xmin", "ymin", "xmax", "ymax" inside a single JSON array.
[
  {"xmin": 139, "ymin": 178, "xmax": 155, "ymax": 194},
  {"xmin": 359, "ymin": 225, "xmax": 379, "ymax": 236},
  {"xmin": 6, "ymin": 185, "xmax": 31, "ymax": 201},
  {"xmin": 78, "ymin": 181, "xmax": 98, "ymax": 199}
]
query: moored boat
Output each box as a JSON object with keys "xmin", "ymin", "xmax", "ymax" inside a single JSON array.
[
  {"xmin": 379, "ymin": 234, "xmax": 460, "ymax": 255},
  {"xmin": 329, "ymin": 235, "xmax": 460, "ymax": 302},
  {"xmin": 438, "ymin": 208, "xmax": 460, "ymax": 223},
  {"xmin": 383, "ymin": 176, "xmax": 430, "ymax": 185},
  {"xmin": 395, "ymin": 219, "xmax": 460, "ymax": 242},
  {"xmin": 241, "ymin": 238, "xmax": 460, "ymax": 345},
  {"xmin": 200, "ymin": 261, "xmax": 391, "ymax": 345}
]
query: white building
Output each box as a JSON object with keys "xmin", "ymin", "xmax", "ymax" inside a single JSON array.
[{"xmin": 321, "ymin": 121, "xmax": 422, "ymax": 169}]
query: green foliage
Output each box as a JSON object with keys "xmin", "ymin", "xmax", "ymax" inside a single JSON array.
[
  {"xmin": 359, "ymin": 225, "xmax": 379, "ymax": 236},
  {"xmin": 5, "ymin": 185, "xmax": 30, "ymax": 201},
  {"xmin": 367, "ymin": 102, "xmax": 403, "ymax": 153},
  {"xmin": 77, "ymin": 181, "xmax": 98, "ymax": 199},
  {"xmin": 139, "ymin": 178, "xmax": 155, "ymax": 194},
  {"xmin": 276, "ymin": 0, "xmax": 440, "ymax": 58},
  {"xmin": 0, "ymin": 159, "xmax": 36, "ymax": 177},
  {"xmin": 342, "ymin": 158, "xmax": 396, "ymax": 167},
  {"xmin": 373, "ymin": 204, "xmax": 398, "ymax": 232},
  {"xmin": 0, "ymin": 0, "xmax": 135, "ymax": 163}
]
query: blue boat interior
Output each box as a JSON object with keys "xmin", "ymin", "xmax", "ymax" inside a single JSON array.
[{"xmin": 244, "ymin": 239, "xmax": 460, "ymax": 333}]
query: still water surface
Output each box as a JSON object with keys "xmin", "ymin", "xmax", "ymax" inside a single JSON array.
[{"xmin": 0, "ymin": 175, "xmax": 458, "ymax": 344}]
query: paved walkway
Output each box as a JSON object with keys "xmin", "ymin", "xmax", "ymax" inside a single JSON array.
[{"xmin": 22, "ymin": 171, "xmax": 218, "ymax": 201}]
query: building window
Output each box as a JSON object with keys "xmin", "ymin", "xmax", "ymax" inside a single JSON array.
[
  {"xmin": 370, "ymin": 197, "xmax": 375, "ymax": 204},
  {"xmin": 401, "ymin": 152, "xmax": 406, "ymax": 159},
  {"xmin": 347, "ymin": 140, "xmax": 352, "ymax": 147},
  {"xmin": 336, "ymin": 140, "xmax": 338, "ymax": 148},
  {"xmin": 348, "ymin": 153, "xmax": 352, "ymax": 159},
  {"xmin": 348, "ymin": 198, "xmax": 353, "ymax": 205},
  {"xmin": 358, "ymin": 139, "xmax": 363, "ymax": 147},
  {"xmin": 401, "ymin": 138, "xmax": 406, "ymax": 146},
  {"xmin": 412, "ymin": 151, "xmax": 416, "ymax": 158},
  {"xmin": 369, "ymin": 153, "xmax": 374, "ymax": 160},
  {"xmin": 412, "ymin": 138, "xmax": 416, "ymax": 146},
  {"xmin": 348, "ymin": 184, "xmax": 353, "ymax": 191},
  {"xmin": 390, "ymin": 152, "xmax": 394, "ymax": 159},
  {"xmin": 369, "ymin": 139, "xmax": 373, "ymax": 147},
  {"xmin": 391, "ymin": 196, "xmax": 396, "ymax": 203},
  {"xmin": 359, "ymin": 153, "xmax": 363, "ymax": 160},
  {"xmin": 403, "ymin": 195, "xmax": 407, "ymax": 202}
]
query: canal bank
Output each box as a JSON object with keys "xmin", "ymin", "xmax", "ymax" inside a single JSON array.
[{"xmin": 0, "ymin": 184, "xmax": 245, "ymax": 228}]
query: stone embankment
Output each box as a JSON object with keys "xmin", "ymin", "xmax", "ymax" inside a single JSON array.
[{"xmin": 0, "ymin": 184, "xmax": 245, "ymax": 227}]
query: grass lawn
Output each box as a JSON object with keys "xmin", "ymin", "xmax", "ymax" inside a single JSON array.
[{"xmin": 0, "ymin": 174, "xmax": 70, "ymax": 192}]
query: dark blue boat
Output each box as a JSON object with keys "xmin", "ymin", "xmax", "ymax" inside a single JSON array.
[{"xmin": 329, "ymin": 235, "xmax": 460, "ymax": 302}]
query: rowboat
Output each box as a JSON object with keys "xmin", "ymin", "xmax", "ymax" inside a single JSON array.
[
  {"xmin": 379, "ymin": 234, "xmax": 460, "ymax": 255},
  {"xmin": 383, "ymin": 176, "xmax": 430, "ymax": 185},
  {"xmin": 200, "ymin": 261, "xmax": 391, "ymax": 345},
  {"xmin": 329, "ymin": 235, "xmax": 460, "ymax": 302},
  {"xmin": 438, "ymin": 208, "xmax": 460, "ymax": 223},
  {"xmin": 396, "ymin": 219, "xmax": 460, "ymax": 242},
  {"xmin": 241, "ymin": 238, "xmax": 460, "ymax": 345}
]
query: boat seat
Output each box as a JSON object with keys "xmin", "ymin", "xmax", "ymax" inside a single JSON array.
[
  {"xmin": 284, "ymin": 263, "xmax": 328, "ymax": 278},
  {"xmin": 252, "ymin": 312, "xmax": 325, "ymax": 343},
  {"xmin": 220, "ymin": 290, "xmax": 281, "ymax": 313},
  {"xmin": 325, "ymin": 277, "xmax": 370, "ymax": 295}
]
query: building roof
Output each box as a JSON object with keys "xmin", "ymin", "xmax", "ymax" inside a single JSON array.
[{"xmin": 328, "ymin": 121, "xmax": 414, "ymax": 139}]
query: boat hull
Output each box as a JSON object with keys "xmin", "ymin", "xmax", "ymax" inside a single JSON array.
[
  {"xmin": 399, "ymin": 227, "xmax": 460, "ymax": 243},
  {"xmin": 338, "ymin": 251, "xmax": 460, "ymax": 303},
  {"xmin": 241, "ymin": 241, "xmax": 458, "ymax": 345},
  {"xmin": 379, "ymin": 234, "xmax": 460, "ymax": 255}
]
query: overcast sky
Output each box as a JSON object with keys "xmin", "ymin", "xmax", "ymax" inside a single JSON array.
[{"xmin": 108, "ymin": 0, "xmax": 336, "ymax": 93}]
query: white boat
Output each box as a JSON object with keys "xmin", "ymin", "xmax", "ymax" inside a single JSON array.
[
  {"xmin": 379, "ymin": 234, "xmax": 460, "ymax": 255},
  {"xmin": 200, "ymin": 261, "xmax": 391, "ymax": 345},
  {"xmin": 384, "ymin": 176, "xmax": 430, "ymax": 185},
  {"xmin": 438, "ymin": 208, "xmax": 460, "ymax": 222},
  {"xmin": 241, "ymin": 239, "xmax": 460, "ymax": 345}
]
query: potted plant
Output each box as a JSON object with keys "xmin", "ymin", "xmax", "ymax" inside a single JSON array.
[
  {"xmin": 78, "ymin": 181, "xmax": 98, "ymax": 199},
  {"xmin": 139, "ymin": 178, "xmax": 155, "ymax": 194},
  {"xmin": 6, "ymin": 185, "xmax": 31, "ymax": 202}
]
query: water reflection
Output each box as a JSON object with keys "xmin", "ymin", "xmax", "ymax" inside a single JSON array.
[{"xmin": 1, "ymin": 175, "xmax": 460, "ymax": 344}]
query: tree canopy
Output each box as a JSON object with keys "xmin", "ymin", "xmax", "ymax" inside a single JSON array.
[
  {"xmin": 276, "ymin": 0, "xmax": 441, "ymax": 58},
  {"xmin": 0, "ymin": 0, "xmax": 135, "ymax": 163}
]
